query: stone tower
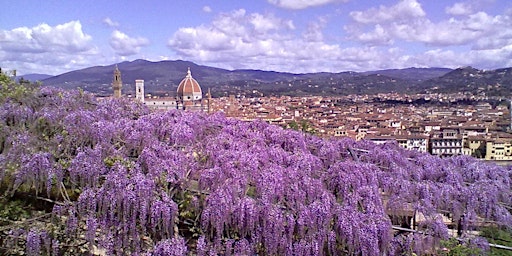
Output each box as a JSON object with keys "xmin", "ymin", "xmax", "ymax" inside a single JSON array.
[
  {"xmin": 207, "ymin": 88, "xmax": 212, "ymax": 114},
  {"xmin": 112, "ymin": 65, "xmax": 122, "ymax": 98},
  {"xmin": 135, "ymin": 79, "xmax": 145, "ymax": 103}
]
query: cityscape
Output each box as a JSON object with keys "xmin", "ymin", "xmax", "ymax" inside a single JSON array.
[
  {"xmin": 110, "ymin": 65, "xmax": 512, "ymax": 162},
  {"xmin": 210, "ymin": 93, "xmax": 512, "ymax": 161}
]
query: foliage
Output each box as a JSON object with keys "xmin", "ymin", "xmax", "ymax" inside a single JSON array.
[
  {"xmin": 438, "ymin": 238, "xmax": 483, "ymax": 256},
  {"xmin": 288, "ymin": 119, "xmax": 316, "ymax": 134},
  {"xmin": 0, "ymin": 70, "xmax": 39, "ymax": 104},
  {"xmin": 481, "ymin": 227, "xmax": 512, "ymax": 256},
  {"xmin": 0, "ymin": 81, "xmax": 511, "ymax": 255},
  {"xmin": 0, "ymin": 198, "xmax": 30, "ymax": 223}
]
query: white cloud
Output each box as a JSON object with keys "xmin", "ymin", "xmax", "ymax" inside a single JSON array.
[
  {"xmin": 203, "ymin": 6, "xmax": 212, "ymax": 13},
  {"xmin": 267, "ymin": 0, "xmax": 347, "ymax": 10},
  {"xmin": 250, "ymin": 13, "xmax": 292, "ymax": 33},
  {"xmin": 401, "ymin": 46, "xmax": 512, "ymax": 70},
  {"xmin": 102, "ymin": 17, "xmax": 119, "ymax": 28},
  {"xmin": 302, "ymin": 18, "xmax": 327, "ymax": 42},
  {"xmin": 167, "ymin": 9, "xmax": 407, "ymax": 72},
  {"xmin": 348, "ymin": 0, "xmax": 512, "ymax": 50},
  {"xmin": 355, "ymin": 24, "xmax": 393, "ymax": 45},
  {"xmin": 445, "ymin": 2, "xmax": 474, "ymax": 16},
  {"xmin": 0, "ymin": 20, "xmax": 101, "ymax": 75},
  {"xmin": 350, "ymin": 0, "xmax": 425, "ymax": 24},
  {"xmin": 169, "ymin": 9, "xmax": 341, "ymax": 72},
  {"xmin": 341, "ymin": 0, "xmax": 512, "ymax": 70},
  {"xmin": 473, "ymin": 30, "xmax": 512, "ymax": 50},
  {"xmin": 0, "ymin": 20, "xmax": 93, "ymax": 53},
  {"xmin": 467, "ymin": 45, "xmax": 512, "ymax": 69},
  {"xmin": 169, "ymin": 9, "xmax": 296, "ymax": 54},
  {"xmin": 109, "ymin": 30, "xmax": 149, "ymax": 56},
  {"xmin": 166, "ymin": 2, "xmax": 512, "ymax": 72},
  {"xmin": 398, "ymin": 12, "xmax": 510, "ymax": 46},
  {"xmin": 445, "ymin": 0, "xmax": 497, "ymax": 16}
]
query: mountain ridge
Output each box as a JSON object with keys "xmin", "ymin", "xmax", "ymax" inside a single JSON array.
[
  {"xmin": 17, "ymin": 73, "xmax": 53, "ymax": 82},
  {"xmin": 40, "ymin": 59, "xmax": 511, "ymax": 97}
]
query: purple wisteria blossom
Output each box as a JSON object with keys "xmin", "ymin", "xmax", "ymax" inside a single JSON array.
[{"xmin": 1, "ymin": 86, "xmax": 511, "ymax": 255}]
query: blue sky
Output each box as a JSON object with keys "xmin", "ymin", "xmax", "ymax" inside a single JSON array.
[{"xmin": 1, "ymin": 0, "xmax": 512, "ymax": 75}]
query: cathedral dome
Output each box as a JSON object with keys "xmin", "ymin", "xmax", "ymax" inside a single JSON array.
[{"xmin": 177, "ymin": 68, "xmax": 202, "ymax": 101}]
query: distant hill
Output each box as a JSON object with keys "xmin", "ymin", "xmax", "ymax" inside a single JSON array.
[
  {"xmin": 42, "ymin": 60, "xmax": 300, "ymax": 85},
  {"xmin": 17, "ymin": 73, "xmax": 52, "ymax": 82},
  {"xmin": 363, "ymin": 67, "xmax": 452, "ymax": 82},
  {"xmin": 43, "ymin": 59, "xmax": 251, "ymax": 96},
  {"xmin": 418, "ymin": 66, "xmax": 512, "ymax": 97},
  {"xmin": 39, "ymin": 59, "xmax": 511, "ymax": 97}
]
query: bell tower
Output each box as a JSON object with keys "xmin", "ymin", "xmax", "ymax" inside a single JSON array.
[
  {"xmin": 135, "ymin": 79, "xmax": 145, "ymax": 103},
  {"xmin": 112, "ymin": 65, "xmax": 122, "ymax": 98}
]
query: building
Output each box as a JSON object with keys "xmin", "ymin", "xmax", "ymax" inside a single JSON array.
[
  {"xmin": 135, "ymin": 79, "xmax": 144, "ymax": 103},
  {"xmin": 485, "ymin": 134, "xmax": 512, "ymax": 160},
  {"xmin": 405, "ymin": 135, "xmax": 429, "ymax": 153},
  {"xmin": 463, "ymin": 136, "xmax": 486, "ymax": 158},
  {"xmin": 112, "ymin": 65, "xmax": 122, "ymax": 98},
  {"xmin": 176, "ymin": 68, "xmax": 203, "ymax": 111},
  {"xmin": 366, "ymin": 135, "xmax": 396, "ymax": 145},
  {"xmin": 430, "ymin": 128, "xmax": 463, "ymax": 156},
  {"xmin": 136, "ymin": 79, "xmax": 178, "ymax": 110},
  {"xmin": 115, "ymin": 66, "xmax": 209, "ymax": 112}
]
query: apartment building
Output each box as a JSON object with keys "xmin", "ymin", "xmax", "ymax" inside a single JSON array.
[
  {"xmin": 430, "ymin": 128, "xmax": 463, "ymax": 156},
  {"xmin": 486, "ymin": 136, "xmax": 512, "ymax": 160}
]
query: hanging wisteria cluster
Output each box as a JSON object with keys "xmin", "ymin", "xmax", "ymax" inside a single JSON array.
[{"xmin": 0, "ymin": 84, "xmax": 511, "ymax": 255}]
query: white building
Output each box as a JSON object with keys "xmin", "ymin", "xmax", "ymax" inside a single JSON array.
[{"xmin": 133, "ymin": 68, "xmax": 209, "ymax": 112}]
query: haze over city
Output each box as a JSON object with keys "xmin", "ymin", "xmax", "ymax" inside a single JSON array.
[{"xmin": 1, "ymin": 0, "xmax": 512, "ymax": 75}]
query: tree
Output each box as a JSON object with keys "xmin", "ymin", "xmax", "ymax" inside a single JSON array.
[
  {"xmin": 0, "ymin": 69, "xmax": 39, "ymax": 103},
  {"xmin": 288, "ymin": 119, "xmax": 316, "ymax": 134}
]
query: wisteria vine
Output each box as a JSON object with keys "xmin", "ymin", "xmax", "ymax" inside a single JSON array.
[{"xmin": 0, "ymin": 83, "xmax": 511, "ymax": 255}]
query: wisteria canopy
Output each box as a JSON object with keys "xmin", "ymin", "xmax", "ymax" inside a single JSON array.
[{"xmin": 0, "ymin": 75, "xmax": 511, "ymax": 255}]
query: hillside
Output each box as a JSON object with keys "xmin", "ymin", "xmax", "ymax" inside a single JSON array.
[
  {"xmin": 363, "ymin": 67, "xmax": 452, "ymax": 81},
  {"xmin": 16, "ymin": 73, "xmax": 52, "ymax": 82},
  {"xmin": 41, "ymin": 59, "xmax": 460, "ymax": 97},
  {"xmin": 40, "ymin": 59, "xmax": 512, "ymax": 97},
  {"xmin": 42, "ymin": 59, "xmax": 291, "ymax": 96},
  {"xmin": 419, "ymin": 66, "xmax": 512, "ymax": 96}
]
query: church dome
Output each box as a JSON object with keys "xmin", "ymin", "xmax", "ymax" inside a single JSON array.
[{"xmin": 177, "ymin": 68, "xmax": 202, "ymax": 101}]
